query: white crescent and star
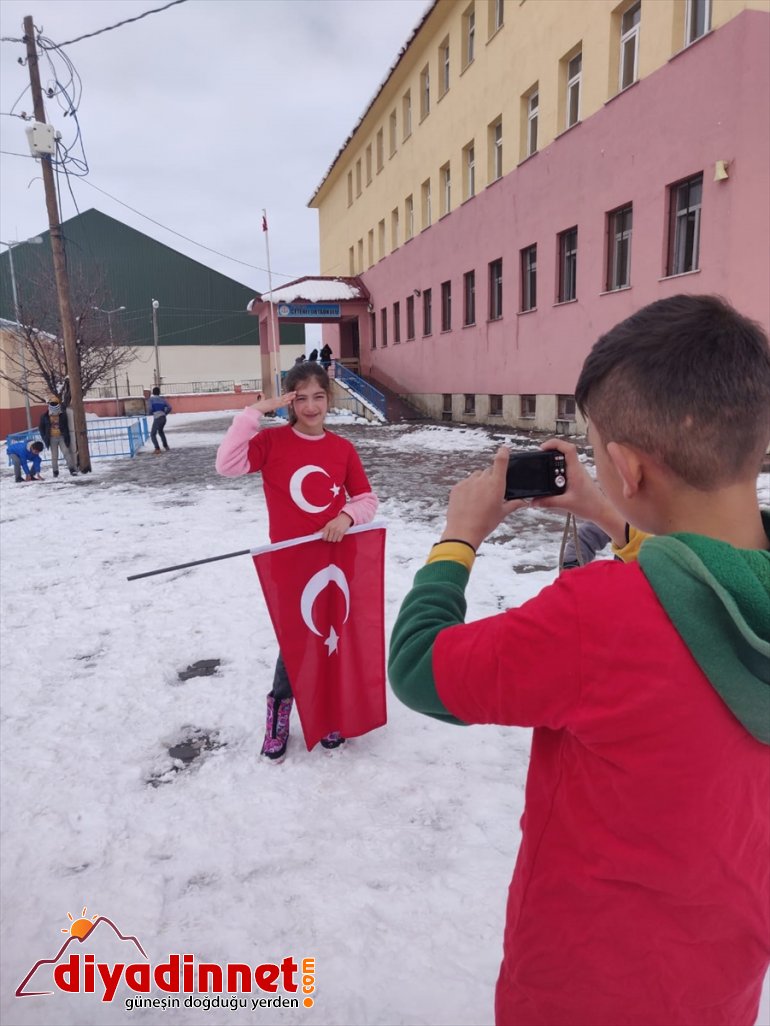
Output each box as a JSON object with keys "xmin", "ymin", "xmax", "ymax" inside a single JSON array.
[
  {"xmin": 289, "ymin": 465, "xmax": 342, "ymax": 514},
  {"xmin": 300, "ymin": 565, "xmax": 350, "ymax": 656}
]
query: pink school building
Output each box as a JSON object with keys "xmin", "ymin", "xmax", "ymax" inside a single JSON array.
[{"xmin": 310, "ymin": 3, "xmax": 770, "ymax": 432}]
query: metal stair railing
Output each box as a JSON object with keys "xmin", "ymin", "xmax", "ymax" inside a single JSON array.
[{"xmin": 332, "ymin": 361, "xmax": 387, "ymax": 419}]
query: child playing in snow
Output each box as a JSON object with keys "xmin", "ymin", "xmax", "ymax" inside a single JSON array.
[
  {"xmin": 216, "ymin": 363, "xmax": 378, "ymax": 760},
  {"xmin": 389, "ymin": 294, "xmax": 770, "ymax": 1026},
  {"xmin": 7, "ymin": 439, "xmax": 44, "ymax": 482}
]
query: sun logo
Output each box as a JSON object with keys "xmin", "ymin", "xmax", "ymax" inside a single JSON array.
[{"xmin": 61, "ymin": 906, "xmax": 98, "ymax": 940}]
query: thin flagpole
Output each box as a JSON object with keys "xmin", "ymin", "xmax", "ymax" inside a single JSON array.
[{"xmin": 262, "ymin": 209, "xmax": 281, "ymax": 399}]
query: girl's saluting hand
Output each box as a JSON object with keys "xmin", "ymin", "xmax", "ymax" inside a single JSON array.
[{"xmin": 252, "ymin": 392, "xmax": 296, "ymax": 414}]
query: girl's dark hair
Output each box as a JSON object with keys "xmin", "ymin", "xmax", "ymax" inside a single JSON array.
[
  {"xmin": 575, "ymin": 294, "xmax": 770, "ymax": 488},
  {"xmin": 282, "ymin": 363, "xmax": 333, "ymax": 425}
]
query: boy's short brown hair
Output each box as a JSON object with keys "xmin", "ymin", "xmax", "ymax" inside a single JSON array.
[{"xmin": 575, "ymin": 294, "xmax": 770, "ymax": 489}]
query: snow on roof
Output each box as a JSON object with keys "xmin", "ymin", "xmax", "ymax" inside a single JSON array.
[
  {"xmin": 0, "ymin": 317, "xmax": 56, "ymax": 340},
  {"xmin": 308, "ymin": 1, "xmax": 437, "ymax": 206},
  {"xmin": 259, "ymin": 278, "xmax": 363, "ymax": 303}
]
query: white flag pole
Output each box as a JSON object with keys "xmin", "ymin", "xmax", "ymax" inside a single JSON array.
[{"xmin": 262, "ymin": 209, "xmax": 281, "ymax": 400}]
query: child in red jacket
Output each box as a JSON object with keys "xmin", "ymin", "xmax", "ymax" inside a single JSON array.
[{"xmin": 389, "ymin": 294, "xmax": 770, "ymax": 1026}]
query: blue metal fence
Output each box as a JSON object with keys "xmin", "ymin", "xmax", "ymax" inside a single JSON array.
[
  {"xmin": 332, "ymin": 362, "xmax": 387, "ymax": 419},
  {"xmin": 6, "ymin": 416, "xmax": 150, "ymax": 464}
]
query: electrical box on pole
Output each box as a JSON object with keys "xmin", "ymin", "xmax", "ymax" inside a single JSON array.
[{"xmin": 25, "ymin": 121, "xmax": 56, "ymax": 156}]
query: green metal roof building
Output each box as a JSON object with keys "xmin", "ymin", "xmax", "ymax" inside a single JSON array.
[{"xmin": 0, "ymin": 209, "xmax": 303, "ymax": 388}]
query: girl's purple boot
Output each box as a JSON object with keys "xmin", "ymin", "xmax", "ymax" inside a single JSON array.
[{"xmin": 261, "ymin": 696, "xmax": 293, "ymax": 761}]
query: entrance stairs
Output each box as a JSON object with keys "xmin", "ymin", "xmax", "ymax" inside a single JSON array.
[{"xmin": 332, "ymin": 362, "xmax": 425, "ymax": 423}]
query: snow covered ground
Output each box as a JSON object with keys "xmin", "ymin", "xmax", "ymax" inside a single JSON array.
[{"xmin": 1, "ymin": 411, "xmax": 768, "ymax": 1026}]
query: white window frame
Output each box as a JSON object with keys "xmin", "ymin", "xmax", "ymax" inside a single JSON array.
[
  {"xmin": 403, "ymin": 90, "xmax": 412, "ymax": 139},
  {"xmin": 558, "ymin": 227, "xmax": 578, "ymax": 302},
  {"xmin": 566, "ymin": 52, "xmax": 582, "ymax": 129},
  {"xmin": 467, "ymin": 7, "xmax": 475, "ymax": 64},
  {"xmin": 619, "ymin": 1, "xmax": 641, "ymax": 91},
  {"xmin": 493, "ymin": 120, "xmax": 503, "ymax": 179},
  {"xmin": 405, "ymin": 195, "xmax": 414, "ymax": 240},
  {"xmin": 669, "ymin": 174, "xmax": 702, "ymax": 275},
  {"xmin": 607, "ymin": 205, "xmax": 633, "ymax": 290},
  {"xmin": 685, "ymin": 0, "xmax": 711, "ymax": 45},
  {"xmin": 520, "ymin": 244, "xmax": 536, "ymax": 311},
  {"xmin": 527, "ymin": 89, "xmax": 539, "ymax": 156},
  {"xmin": 494, "ymin": 0, "xmax": 504, "ymax": 33},
  {"xmin": 420, "ymin": 65, "xmax": 430, "ymax": 119},
  {"xmin": 389, "ymin": 110, "xmax": 397, "ymax": 157},
  {"xmin": 466, "ymin": 144, "xmax": 475, "ymax": 199},
  {"xmin": 440, "ymin": 38, "xmax": 450, "ymax": 96},
  {"xmin": 442, "ymin": 163, "xmax": 451, "ymax": 215}
]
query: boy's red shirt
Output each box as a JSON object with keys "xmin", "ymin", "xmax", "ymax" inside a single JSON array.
[
  {"xmin": 247, "ymin": 426, "xmax": 372, "ymax": 543},
  {"xmin": 433, "ymin": 560, "xmax": 770, "ymax": 1026}
]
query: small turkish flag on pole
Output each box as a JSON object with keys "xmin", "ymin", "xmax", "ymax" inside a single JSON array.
[{"xmin": 251, "ymin": 522, "xmax": 387, "ymax": 750}]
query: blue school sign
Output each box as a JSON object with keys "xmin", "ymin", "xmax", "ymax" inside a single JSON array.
[{"xmin": 276, "ymin": 302, "xmax": 341, "ymax": 319}]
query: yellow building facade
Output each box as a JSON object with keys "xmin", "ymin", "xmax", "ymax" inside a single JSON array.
[{"xmin": 312, "ymin": 0, "xmax": 767, "ymax": 279}]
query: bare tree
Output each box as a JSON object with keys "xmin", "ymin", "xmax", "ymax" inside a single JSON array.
[{"xmin": 0, "ymin": 255, "xmax": 138, "ymax": 402}]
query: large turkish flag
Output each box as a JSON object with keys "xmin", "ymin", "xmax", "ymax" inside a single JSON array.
[{"xmin": 251, "ymin": 522, "xmax": 387, "ymax": 750}]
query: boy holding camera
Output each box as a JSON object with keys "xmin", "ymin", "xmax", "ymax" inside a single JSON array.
[{"xmin": 389, "ymin": 294, "xmax": 770, "ymax": 1026}]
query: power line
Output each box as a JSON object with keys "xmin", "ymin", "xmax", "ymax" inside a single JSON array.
[
  {"xmin": 0, "ymin": 151, "xmax": 298, "ymax": 281},
  {"xmin": 76, "ymin": 177, "xmax": 296, "ymax": 279},
  {"xmin": 48, "ymin": 0, "xmax": 190, "ymax": 48}
]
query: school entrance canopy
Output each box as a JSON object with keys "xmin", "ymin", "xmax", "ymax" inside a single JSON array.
[{"xmin": 248, "ymin": 276, "xmax": 371, "ymax": 397}]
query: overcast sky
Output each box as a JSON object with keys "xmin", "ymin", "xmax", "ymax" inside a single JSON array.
[{"xmin": 0, "ymin": 0, "xmax": 430, "ymax": 294}]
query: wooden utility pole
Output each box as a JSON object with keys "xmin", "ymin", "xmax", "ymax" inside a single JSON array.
[{"xmin": 23, "ymin": 15, "xmax": 91, "ymax": 471}]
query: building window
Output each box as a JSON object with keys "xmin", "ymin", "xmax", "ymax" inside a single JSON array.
[
  {"xmin": 441, "ymin": 281, "xmax": 452, "ymax": 331},
  {"xmin": 367, "ymin": 229, "xmax": 374, "ymax": 268},
  {"xmin": 489, "ymin": 258, "xmax": 503, "ymax": 320},
  {"xmin": 439, "ymin": 37, "xmax": 450, "ymax": 97},
  {"xmin": 380, "ymin": 308, "xmax": 388, "ymax": 347},
  {"xmin": 463, "ymin": 270, "xmax": 476, "ymax": 325},
  {"xmin": 526, "ymin": 87, "xmax": 539, "ymax": 156},
  {"xmin": 389, "ymin": 109, "xmax": 397, "ymax": 157},
  {"xmin": 565, "ymin": 51, "xmax": 582, "ymax": 129},
  {"xmin": 558, "ymin": 394, "xmax": 576, "ymax": 419},
  {"xmin": 463, "ymin": 3, "xmax": 476, "ymax": 68},
  {"xmin": 619, "ymin": 1, "xmax": 641, "ymax": 91},
  {"xmin": 492, "ymin": 0, "xmax": 504, "ymax": 34},
  {"xmin": 405, "ymin": 195, "xmax": 414, "ymax": 240},
  {"xmin": 441, "ymin": 162, "xmax": 451, "ymax": 216},
  {"xmin": 370, "ymin": 311, "xmax": 376, "ymax": 349},
  {"xmin": 420, "ymin": 64, "xmax": 430, "ymax": 119},
  {"xmin": 403, "ymin": 90, "xmax": 412, "ymax": 139},
  {"xmin": 421, "ymin": 178, "xmax": 432, "ymax": 229},
  {"xmin": 376, "ymin": 128, "xmax": 384, "ymax": 172},
  {"xmin": 357, "ymin": 238, "xmax": 363, "ymax": 273},
  {"xmin": 685, "ymin": 0, "xmax": 711, "ymax": 45},
  {"xmin": 520, "ymin": 244, "xmax": 536, "ymax": 311},
  {"xmin": 606, "ymin": 205, "xmax": 633, "ymax": 290},
  {"xmin": 423, "ymin": 288, "xmax": 433, "ymax": 335},
  {"xmin": 464, "ymin": 393, "xmax": 476, "ymax": 415},
  {"xmin": 391, "ymin": 207, "xmax": 400, "ymax": 250},
  {"xmin": 406, "ymin": 295, "xmax": 415, "ymax": 339},
  {"xmin": 349, "ymin": 246, "xmax": 355, "ymax": 275},
  {"xmin": 489, "ymin": 393, "xmax": 503, "ymax": 416},
  {"xmin": 668, "ymin": 173, "xmax": 702, "ymax": 275},
  {"xmin": 442, "ymin": 393, "xmax": 452, "ymax": 420},
  {"xmin": 463, "ymin": 142, "xmax": 475, "ymax": 199},
  {"xmin": 520, "ymin": 394, "xmax": 536, "ymax": 419},
  {"xmin": 355, "ymin": 159, "xmax": 362, "ymax": 197},
  {"xmin": 393, "ymin": 301, "xmax": 401, "ymax": 344},
  {"xmin": 558, "ymin": 227, "xmax": 578, "ymax": 302},
  {"xmin": 489, "ymin": 117, "xmax": 502, "ymax": 181},
  {"xmin": 378, "ymin": 219, "xmax": 386, "ymax": 259},
  {"xmin": 347, "ymin": 170, "xmax": 353, "ymax": 207},
  {"xmin": 365, "ymin": 144, "xmax": 372, "ymax": 184}
]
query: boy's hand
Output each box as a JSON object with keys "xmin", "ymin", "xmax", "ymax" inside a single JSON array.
[
  {"xmin": 321, "ymin": 512, "xmax": 353, "ymax": 543},
  {"xmin": 442, "ymin": 446, "xmax": 526, "ymax": 550},
  {"xmin": 532, "ymin": 439, "xmax": 626, "ymax": 546},
  {"xmin": 252, "ymin": 392, "xmax": 295, "ymax": 414}
]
